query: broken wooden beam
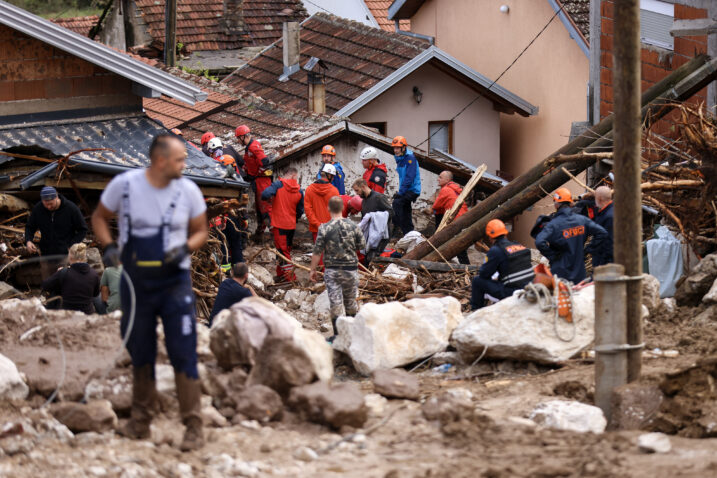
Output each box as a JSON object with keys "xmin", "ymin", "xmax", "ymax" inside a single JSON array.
[{"xmin": 372, "ymin": 256, "xmax": 479, "ymax": 273}]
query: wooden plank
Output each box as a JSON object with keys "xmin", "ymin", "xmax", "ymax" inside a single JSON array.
[
  {"xmin": 670, "ymin": 19, "xmax": 717, "ymax": 37},
  {"xmin": 199, "ymin": 186, "xmax": 241, "ymax": 198},
  {"xmin": 437, "ymin": 164, "xmax": 486, "ymax": 232}
]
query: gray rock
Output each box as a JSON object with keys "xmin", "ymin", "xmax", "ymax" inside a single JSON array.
[
  {"xmin": 84, "ymin": 370, "xmax": 132, "ymax": 415},
  {"xmin": 529, "ymin": 400, "xmax": 606, "ymax": 434},
  {"xmin": 638, "ymin": 432, "xmax": 672, "ymax": 453},
  {"xmin": 372, "ymin": 369, "xmax": 420, "ymax": 400},
  {"xmin": 50, "ymin": 400, "xmax": 118, "ymax": 433},
  {"xmin": 288, "ymin": 381, "xmax": 368, "ymax": 429},
  {"xmin": 247, "ymin": 337, "xmax": 318, "ymax": 399},
  {"xmin": 609, "ymin": 383, "xmax": 664, "ymax": 430},
  {"xmin": 703, "ymin": 278, "xmax": 717, "ymax": 304},
  {"xmin": 0, "ymin": 353, "xmax": 29, "ymax": 400},
  {"xmin": 293, "ymin": 446, "xmax": 318, "ymax": 462},
  {"xmin": 235, "ymin": 385, "xmax": 283, "ymax": 422},
  {"xmin": 675, "ymin": 253, "xmax": 717, "ymax": 306}
]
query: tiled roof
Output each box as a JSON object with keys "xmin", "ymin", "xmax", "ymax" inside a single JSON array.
[
  {"xmin": 364, "ymin": 0, "xmax": 409, "ymax": 31},
  {"xmin": 222, "ymin": 13, "xmax": 429, "ymax": 114},
  {"xmin": 559, "ymin": 0, "xmax": 590, "ymax": 43},
  {"xmin": 49, "ymin": 15, "xmax": 98, "ymax": 36},
  {"xmin": 134, "ymin": 0, "xmax": 307, "ymax": 52}
]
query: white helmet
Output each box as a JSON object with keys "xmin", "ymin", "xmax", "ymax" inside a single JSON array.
[
  {"xmin": 359, "ymin": 146, "xmax": 378, "ymax": 161},
  {"xmin": 207, "ymin": 137, "xmax": 223, "ymax": 150},
  {"xmin": 321, "ymin": 163, "xmax": 337, "ymax": 176}
]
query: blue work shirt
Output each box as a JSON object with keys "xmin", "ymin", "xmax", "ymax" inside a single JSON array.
[
  {"xmin": 589, "ymin": 201, "xmax": 614, "ymax": 267},
  {"xmin": 394, "ymin": 149, "xmax": 421, "ymax": 196},
  {"xmin": 209, "ymin": 278, "xmax": 252, "ymax": 325},
  {"xmin": 316, "ymin": 162, "xmax": 346, "ymax": 195},
  {"xmin": 535, "ymin": 206, "xmax": 608, "ymax": 283}
]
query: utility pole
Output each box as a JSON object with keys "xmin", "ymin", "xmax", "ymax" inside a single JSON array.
[
  {"xmin": 612, "ymin": 0, "xmax": 642, "ymax": 382},
  {"xmin": 165, "ymin": 0, "xmax": 177, "ymax": 67}
]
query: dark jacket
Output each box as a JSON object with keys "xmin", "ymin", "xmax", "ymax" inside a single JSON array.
[
  {"xmin": 589, "ymin": 201, "xmax": 614, "ymax": 267},
  {"xmin": 361, "ymin": 190, "xmax": 394, "ymax": 223},
  {"xmin": 535, "ymin": 205, "xmax": 608, "ymax": 283},
  {"xmin": 479, "ymin": 237, "xmax": 534, "ymax": 288},
  {"xmin": 42, "ymin": 262, "xmax": 100, "ymax": 314},
  {"xmin": 25, "ymin": 195, "xmax": 87, "ymax": 256},
  {"xmin": 209, "ymin": 278, "xmax": 252, "ymax": 325}
]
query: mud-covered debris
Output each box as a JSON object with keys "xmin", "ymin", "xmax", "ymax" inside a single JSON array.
[
  {"xmin": 372, "ymin": 369, "xmax": 420, "ymax": 401},
  {"xmin": 422, "ymin": 388, "xmax": 474, "ymax": 424},
  {"xmin": 675, "ymin": 253, "xmax": 717, "ymax": 306},
  {"xmin": 609, "ymin": 383, "xmax": 663, "ymax": 431},
  {"xmin": 51, "ymin": 400, "xmax": 118, "ymax": 433},
  {"xmin": 288, "ymin": 381, "xmax": 368, "ymax": 429},
  {"xmin": 235, "ymin": 385, "xmax": 283, "ymax": 422}
]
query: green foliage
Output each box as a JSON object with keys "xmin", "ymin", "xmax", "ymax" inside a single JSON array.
[
  {"xmin": 181, "ymin": 63, "xmax": 219, "ymax": 82},
  {"xmin": 5, "ymin": 0, "xmax": 103, "ymax": 18}
]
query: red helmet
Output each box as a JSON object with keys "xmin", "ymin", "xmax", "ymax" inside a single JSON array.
[
  {"xmin": 171, "ymin": 128, "xmax": 183, "ymax": 136},
  {"xmin": 200, "ymin": 132, "xmax": 215, "ymax": 145},
  {"xmin": 391, "ymin": 136, "xmax": 407, "ymax": 148},
  {"xmin": 321, "ymin": 144, "xmax": 336, "ymax": 156},
  {"xmin": 486, "ymin": 219, "xmax": 508, "ymax": 239},
  {"xmin": 553, "ymin": 187, "xmax": 573, "ymax": 203},
  {"xmin": 348, "ymin": 195, "xmax": 362, "ymax": 213},
  {"xmin": 235, "ymin": 125, "xmax": 250, "ymax": 137}
]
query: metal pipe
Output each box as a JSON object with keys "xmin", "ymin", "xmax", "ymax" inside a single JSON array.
[
  {"xmin": 594, "ymin": 263, "xmax": 628, "ymax": 423},
  {"xmin": 613, "ymin": 0, "xmax": 643, "ymax": 382},
  {"xmin": 394, "ymin": 20, "xmax": 434, "ymax": 44},
  {"xmin": 164, "ymin": 0, "xmax": 177, "ymax": 66}
]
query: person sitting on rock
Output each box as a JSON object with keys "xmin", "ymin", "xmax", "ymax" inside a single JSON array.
[
  {"xmin": 209, "ymin": 263, "xmax": 254, "ymax": 326},
  {"xmin": 42, "ymin": 243, "xmax": 100, "ymax": 314},
  {"xmin": 470, "ymin": 220, "xmax": 534, "ymax": 310}
]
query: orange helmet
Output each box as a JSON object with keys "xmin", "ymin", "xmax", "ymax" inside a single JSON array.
[
  {"xmin": 321, "ymin": 144, "xmax": 336, "ymax": 156},
  {"xmin": 348, "ymin": 195, "xmax": 362, "ymax": 213},
  {"xmin": 391, "ymin": 136, "xmax": 407, "ymax": 148},
  {"xmin": 235, "ymin": 125, "xmax": 250, "ymax": 137},
  {"xmin": 486, "ymin": 219, "xmax": 508, "ymax": 239},
  {"xmin": 171, "ymin": 128, "xmax": 183, "ymax": 136},
  {"xmin": 219, "ymin": 154, "xmax": 236, "ymax": 166},
  {"xmin": 200, "ymin": 132, "xmax": 215, "ymax": 145},
  {"xmin": 553, "ymin": 187, "xmax": 572, "ymax": 203}
]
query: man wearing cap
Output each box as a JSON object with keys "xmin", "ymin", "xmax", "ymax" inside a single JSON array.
[
  {"xmin": 471, "ymin": 219, "xmax": 534, "ymax": 310},
  {"xmin": 25, "ymin": 186, "xmax": 88, "ymax": 275},
  {"xmin": 305, "ymin": 164, "xmax": 340, "ymax": 243},
  {"xmin": 316, "ymin": 145, "xmax": 345, "ymax": 195},
  {"xmin": 535, "ymin": 187, "xmax": 608, "ymax": 283}
]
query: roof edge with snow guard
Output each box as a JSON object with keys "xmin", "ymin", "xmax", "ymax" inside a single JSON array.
[
  {"xmin": 0, "ymin": 0, "xmax": 207, "ymax": 105},
  {"xmin": 335, "ymin": 46, "xmax": 538, "ymax": 118}
]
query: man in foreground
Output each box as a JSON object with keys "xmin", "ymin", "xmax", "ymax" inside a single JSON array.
[
  {"xmin": 92, "ymin": 133, "xmax": 209, "ymax": 451},
  {"xmin": 310, "ymin": 196, "xmax": 366, "ymax": 342}
]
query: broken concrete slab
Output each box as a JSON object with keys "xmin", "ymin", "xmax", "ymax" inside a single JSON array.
[
  {"xmin": 609, "ymin": 383, "xmax": 664, "ymax": 431},
  {"xmin": 235, "ymin": 385, "xmax": 283, "ymax": 422},
  {"xmin": 451, "ymin": 286, "xmax": 595, "ymax": 364},
  {"xmin": 529, "ymin": 400, "xmax": 606, "ymax": 434},
  {"xmin": 50, "ymin": 400, "xmax": 118, "ymax": 433},
  {"xmin": 334, "ymin": 297, "xmax": 463, "ymax": 375},
  {"xmin": 288, "ymin": 381, "xmax": 368, "ymax": 429},
  {"xmin": 675, "ymin": 252, "xmax": 717, "ymax": 306},
  {"xmin": 371, "ymin": 369, "xmax": 420, "ymax": 400},
  {"xmin": 0, "ymin": 353, "xmax": 29, "ymax": 400}
]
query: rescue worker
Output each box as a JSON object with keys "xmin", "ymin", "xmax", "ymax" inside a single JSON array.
[
  {"xmin": 352, "ymin": 178, "xmax": 393, "ymax": 263},
  {"xmin": 236, "ymin": 125, "xmax": 273, "ymax": 239},
  {"xmin": 205, "ymin": 137, "xmax": 244, "ymax": 178},
  {"xmin": 200, "ymin": 132, "xmax": 215, "ymax": 157},
  {"xmin": 309, "ymin": 196, "xmax": 366, "ymax": 342},
  {"xmin": 211, "ymin": 212, "xmax": 245, "ymax": 272},
  {"xmin": 92, "ymin": 133, "xmax": 209, "ymax": 451},
  {"xmin": 305, "ymin": 163, "xmax": 340, "ymax": 242},
  {"xmin": 535, "ymin": 187, "xmax": 609, "ymax": 283},
  {"xmin": 589, "ymin": 186, "xmax": 614, "ymax": 267},
  {"xmin": 209, "ymin": 262, "xmax": 254, "ymax": 326},
  {"xmin": 432, "ymin": 171, "xmax": 470, "ymax": 264},
  {"xmin": 359, "ymin": 146, "xmax": 388, "ymax": 193},
  {"xmin": 391, "ymin": 136, "xmax": 421, "ymax": 236},
  {"xmin": 341, "ymin": 195, "xmax": 363, "ymax": 218},
  {"xmin": 471, "ymin": 219, "xmax": 535, "ymax": 310},
  {"xmin": 316, "ymin": 145, "xmax": 345, "ymax": 194},
  {"xmin": 170, "ymin": 128, "xmax": 200, "ymax": 150},
  {"xmin": 261, "ymin": 167, "xmax": 304, "ymax": 281}
]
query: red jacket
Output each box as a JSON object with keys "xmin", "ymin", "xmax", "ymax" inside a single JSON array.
[
  {"xmin": 341, "ymin": 195, "xmax": 350, "ymax": 218},
  {"xmin": 243, "ymin": 139, "xmax": 268, "ymax": 178},
  {"xmin": 433, "ymin": 181, "xmax": 468, "ymax": 218},
  {"xmin": 304, "ymin": 180, "xmax": 339, "ymax": 232},
  {"xmin": 363, "ymin": 163, "xmax": 388, "ymax": 194},
  {"xmin": 263, "ymin": 178, "xmax": 303, "ymax": 230}
]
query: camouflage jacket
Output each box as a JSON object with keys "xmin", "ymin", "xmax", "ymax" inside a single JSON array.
[{"xmin": 313, "ymin": 218, "xmax": 366, "ymax": 268}]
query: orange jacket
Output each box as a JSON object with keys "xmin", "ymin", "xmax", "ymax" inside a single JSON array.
[
  {"xmin": 304, "ymin": 180, "xmax": 339, "ymax": 232},
  {"xmin": 433, "ymin": 181, "xmax": 467, "ymax": 218},
  {"xmin": 262, "ymin": 178, "xmax": 303, "ymax": 230}
]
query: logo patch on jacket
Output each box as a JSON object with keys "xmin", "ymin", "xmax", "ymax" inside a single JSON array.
[
  {"xmin": 562, "ymin": 226, "xmax": 585, "ymax": 238},
  {"xmin": 505, "ymin": 245, "xmax": 526, "ymax": 254}
]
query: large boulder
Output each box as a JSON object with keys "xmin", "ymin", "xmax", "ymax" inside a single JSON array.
[
  {"xmin": 334, "ymin": 297, "xmax": 463, "ymax": 375},
  {"xmin": 247, "ymin": 337, "xmax": 319, "ymax": 399},
  {"xmin": 0, "ymin": 353, "xmax": 29, "ymax": 400},
  {"xmin": 51, "ymin": 400, "xmax": 118, "ymax": 433},
  {"xmin": 675, "ymin": 253, "xmax": 717, "ymax": 306},
  {"xmin": 288, "ymin": 381, "xmax": 368, "ymax": 429},
  {"xmin": 451, "ymin": 286, "xmax": 595, "ymax": 364},
  {"xmin": 529, "ymin": 400, "xmax": 606, "ymax": 434}
]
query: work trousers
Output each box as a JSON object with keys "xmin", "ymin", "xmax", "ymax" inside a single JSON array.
[
  {"xmin": 273, "ymin": 227, "xmax": 296, "ymax": 280},
  {"xmin": 470, "ymin": 276, "xmax": 517, "ymax": 311},
  {"xmin": 252, "ymin": 177, "xmax": 273, "ymax": 233},
  {"xmin": 120, "ymin": 273, "xmax": 198, "ymax": 379},
  {"xmin": 324, "ymin": 268, "xmax": 359, "ymax": 335},
  {"xmin": 392, "ymin": 191, "xmax": 419, "ymax": 236}
]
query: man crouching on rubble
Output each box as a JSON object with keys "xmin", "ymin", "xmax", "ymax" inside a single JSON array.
[
  {"xmin": 310, "ymin": 196, "xmax": 366, "ymax": 343},
  {"xmin": 92, "ymin": 133, "xmax": 208, "ymax": 451}
]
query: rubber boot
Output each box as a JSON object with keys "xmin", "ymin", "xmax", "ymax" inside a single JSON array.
[
  {"xmin": 175, "ymin": 371, "xmax": 204, "ymax": 452},
  {"xmin": 117, "ymin": 364, "xmax": 155, "ymax": 439}
]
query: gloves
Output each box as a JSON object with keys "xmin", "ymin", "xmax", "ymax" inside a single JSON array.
[
  {"xmin": 103, "ymin": 242, "xmax": 121, "ymax": 267},
  {"xmin": 164, "ymin": 243, "xmax": 190, "ymax": 269}
]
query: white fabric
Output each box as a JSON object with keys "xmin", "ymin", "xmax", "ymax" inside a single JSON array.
[
  {"xmin": 395, "ymin": 231, "xmax": 425, "ymax": 253},
  {"xmin": 100, "ymin": 169, "xmax": 206, "ymax": 269},
  {"xmin": 359, "ymin": 211, "xmax": 390, "ymax": 251},
  {"xmin": 646, "ymin": 226, "xmax": 684, "ymax": 298}
]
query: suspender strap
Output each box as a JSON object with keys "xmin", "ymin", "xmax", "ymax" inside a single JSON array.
[
  {"xmin": 121, "ymin": 180, "xmax": 182, "ymax": 251},
  {"xmin": 161, "ymin": 188, "xmax": 182, "ymax": 251},
  {"xmin": 120, "ymin": 180, "xmax": 131, "ymax": 246}
]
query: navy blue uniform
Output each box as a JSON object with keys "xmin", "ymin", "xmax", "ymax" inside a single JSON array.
[
  {"xmin": 535, "ymin": 205, "xmax": 608, "ymax": 283},
  {"xmin": 209, "ymin": 279, "xmax": 252, "ymax": 325},
  {"xmin": 471, "ymin": 236, "xmax": 534, "ymax": 310},
  {"xmin": 588, "ymin": 202, "xmax": 613, "ymax": 267}
]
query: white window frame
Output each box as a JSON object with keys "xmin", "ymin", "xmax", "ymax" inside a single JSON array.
[{"xmin": 640, "ymin": 0, "xmax": 675, "ymax": 51}]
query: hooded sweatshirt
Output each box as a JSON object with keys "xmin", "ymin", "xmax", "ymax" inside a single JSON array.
[
  {"xmin": 433, "ymin": 181, "xmax": 468, "ymax": 218},
  {"xmin": 41, "ymin": 262, "xmax": 100, "ymax": 314},
  {"xmin": 304, "ymin": 179, "xmax": 340, "ymax": 233},
  {"xmin": 261, "ymin": 178, "xmax": 304, "ymax": 230}
]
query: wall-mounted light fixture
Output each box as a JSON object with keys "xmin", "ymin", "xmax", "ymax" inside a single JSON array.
[
  {"xmin": 412, "ymin": 86, "xmax": 423, "ymax": 104},
  {"xmin": 500, "ymin": 5, "xmax": 509, "ymax": 13}
]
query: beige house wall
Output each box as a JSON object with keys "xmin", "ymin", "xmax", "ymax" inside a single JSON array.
[
  {"xmin": 348, "ymin": 63, "xmax": 502, "ymax": 176},
  {"xmin": 410, "ymin": 0, "xmax": 590, "ymax": 243}
]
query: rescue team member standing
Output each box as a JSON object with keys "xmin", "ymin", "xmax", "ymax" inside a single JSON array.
[
  {"xmin": 352, "ymin": 178, "xmax": 393, "ymax": 263},
  {"xmin": 236, "ymin": 125, "xmax": 273, "ymax": 238},
  {"xmin": 316, "ymin": 145, "xmax": 346, "ymax": 194},
  {"xmin": 471, "ymin": 219, "xmax": 535, "ymax": 310},
  {"xmin": 310, "ymin": 196, "xmax": 366, "ymax": 342},
  {"xmin": 535, "ymin": 187, "xmax": 608, "ymax": 284},
  {"xmin": 589, "ymin": 186, "xmax": 614, "ymax": 267},
  {"xmin": 261, "ymin": 167, "xmax": 304, "ymax": 281},
  {"xmin": 92, "ymin": 133, "xmax": 209, "ymax": 451},
  {"xmin": 359, "ymin": 146, "xmax": 388, "ymax": 193},
  {"xmin": 209, "ymin": 262, "xmax": 254, "ymax": 326},
  {"xmin": 391, "ymin": 136, "xmax": 421, "ymax": 236},
  {"xmin": 432, "ymin": 171, "xmax": 470, "ymax": 265},
  {"xmin": 305, "ymin": 163, "xmax": 340, "ymax": 241}
]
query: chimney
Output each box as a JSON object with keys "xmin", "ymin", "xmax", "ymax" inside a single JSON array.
[
  {"xmin": 222, "ymin": 0, "xmax": 246, "ymax": 35},
  {"xmin": 304, "ymin": 57, "xmax": 327, "ymax": 115},
  {"xmin": 280, "ymin": 22, "xmax": 300, "ymax": 81}
]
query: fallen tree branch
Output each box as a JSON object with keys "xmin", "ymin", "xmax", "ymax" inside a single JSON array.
[
  {"xmin": 641, "ymin": 179, "xmax": 704, "ymax": 191},
  {"xmin": 560, "ymin": 167, "xmax": 594, "ymax": 193},
  {"xmin": 644, "ymin": 196, "xmax": 686, "ymax": 237}
]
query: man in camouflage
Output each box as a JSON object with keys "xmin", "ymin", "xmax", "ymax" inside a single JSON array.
[{"xmin": 310, "ymin": 196, "xmax": 366, "ymax": 342}]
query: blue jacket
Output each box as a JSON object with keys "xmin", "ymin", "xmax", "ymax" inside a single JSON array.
[
  {"xmin": 394, "ymin": 149, "xmax": 421, "ymax": 196},
  {"xmin": 589, "ymin": 201, "xmax": 614, "ymax": 267},
  {"xmin": 535, "ymin": 205, "xmax": 608, "ymax": 283},
  {"xmin": 316, "ymin": 162, "xmax": 346, "ymax": 195}
]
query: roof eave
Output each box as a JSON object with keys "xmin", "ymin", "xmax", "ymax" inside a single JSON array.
[
  {"xmin": 548, "ymin": 0, "xmax": 589, "ymax": 57},
  {"xmin": 388, "ymin": 0, "xmax": 427, "ymax": 20}
]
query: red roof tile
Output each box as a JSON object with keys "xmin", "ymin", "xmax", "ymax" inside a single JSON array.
[
  {"xmin": 364, "ymin": 0, "xmax": 409, "ymax": 31},
  {"xmin": 134, "ymin": 0, "xmax": 307, "ymax": 52},
  {"xmin": 222, "ymin": 13, "xmax": 428, "ymax": 114},
  {"xmin": 558, "ymin": 0, "xmax": 590, "ymax": 43},
  {"xmin": 49, "ymin": 15, "xmax": 99, "ymax": 36}
]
